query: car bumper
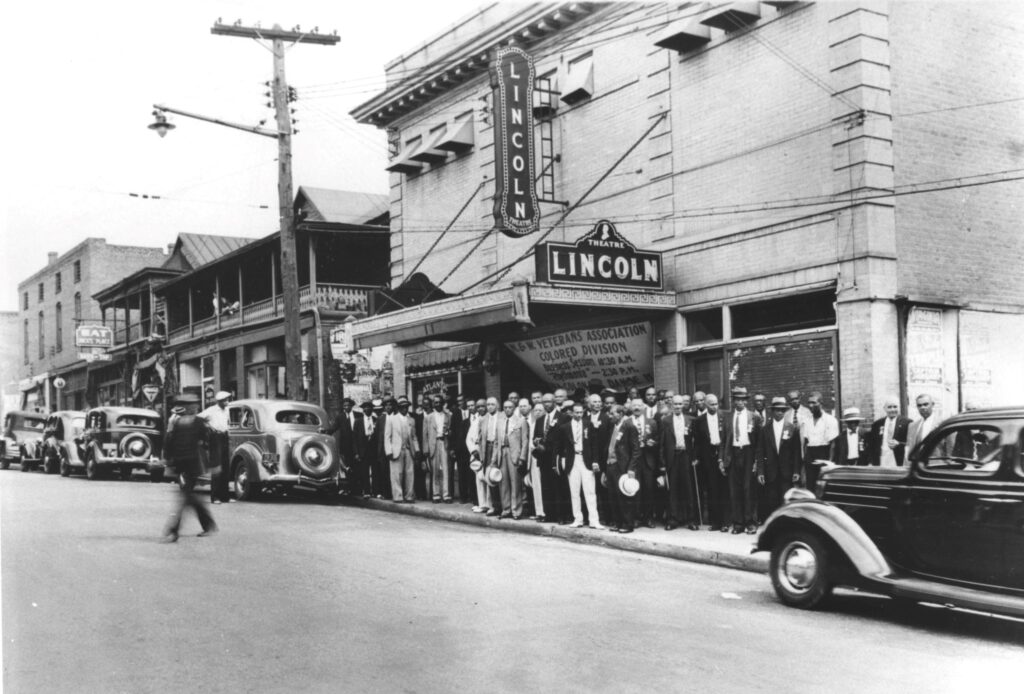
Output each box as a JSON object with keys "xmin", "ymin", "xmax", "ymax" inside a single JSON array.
[
  {"xmin": 265, "ymin": 473, "xmax": 339, "ymax": 489},
  {"xmin": 94, "ymin": 454, "xmax": 160, "ymax": 469}
]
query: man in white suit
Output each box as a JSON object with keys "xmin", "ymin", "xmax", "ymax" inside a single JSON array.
[{"xmin": 384, "ymin": 397, "xmax": 419, "ymax": 502}]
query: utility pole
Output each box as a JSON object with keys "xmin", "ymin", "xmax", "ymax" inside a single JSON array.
[{"xmin": 211, "ymin": 21, "xmax": 339, "ymax": 401}]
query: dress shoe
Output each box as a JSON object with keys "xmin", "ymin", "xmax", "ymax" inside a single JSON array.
[
  {"xmin": 499, "ymin": 513, "xmax": 512, "ymax": 519},
  {"xmin": 511, "ymin": 515, "xmax": 521, "ymax": 521},
  {"xmin": 443, "ymin": 498, "xmax": 453, "ymax": 504},
  {"xmin": 720, "ymin": 525, "xmax": 730, "ymax": 532},
  {"xmin": 618, "ymin": 527, "xmax": 634, "ymax": 534},
  {"xmin": 708, "ymin": 525, "xmax": 721, "ymax": 532},
  {"xmin": 686, "ymin": 523, "xmax": 700, "ymax": 531},
  {"xmin": 432, "ymin": 498, "xmax": 441, "ymax": 504},
  {"xmin": 197, "ymin": 527, "xmax": 218, "ymax": 537},
  {"xmin": 212, "ymin": 500, "xmax": 222, "ymax": 505},
  {"xmin": 485, "ymin": 509, "xmax": 499, "ymax": 517},
  {"xmin": 161, "ymin": 531, "xmax": 178, "ymax": 543},
  {"xmin": 745, "ymin": 525, "xmax": 758, "ymax": 535},
  {"xmin": 589, "ymin": 523, "xmax": 605, "ymax": 530},
  {"xmin": 228, "ymin": 498, "xmax": 237, "ymax": 503},
  {"xmin": 664, "ymin": 523, "xmax": 678, "ymax": 531},
  {"xmin": 609, "ymin": 526, "xmax": 620, "ymax": 532},
  {"xmin": 569, "ymin": 521, "xmax": 584, "ymax": 528},
  {"xmin": 534, "ymin": 515, "xmax": 546, "ymax": 523},
  {"xmin": 472, "ymin": 506, "xmax": 483, "ymax": 513},
  {"xmin": 645, "ymin": 519, "xmax": 656, "ymax": 529},
  {"xmin": 730, "ymin": 526, "xmax": 743, "ymax": 534}
]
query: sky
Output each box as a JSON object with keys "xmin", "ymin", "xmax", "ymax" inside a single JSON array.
[{"xmin": 0, "ymin": 0, "xmax": 486, "ymax": 311}]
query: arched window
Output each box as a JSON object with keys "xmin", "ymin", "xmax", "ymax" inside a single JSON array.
[{"xmin": 55, "ymin": 303, "xmax": 63, "ymax": 352}]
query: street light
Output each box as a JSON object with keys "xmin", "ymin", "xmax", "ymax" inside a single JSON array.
[{"xmin": 147, "ymin": 110, "xmax": 175, "ymax": 138}]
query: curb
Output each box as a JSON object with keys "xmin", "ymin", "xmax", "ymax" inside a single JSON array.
[{"xmin": 343, "ymin": 496, "xmax": 769, "ymax": 574}]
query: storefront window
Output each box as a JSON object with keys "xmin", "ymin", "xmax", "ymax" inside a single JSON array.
[{"xmin": 246, "ymin": 364, "xmax": 286, "ymax": 400}]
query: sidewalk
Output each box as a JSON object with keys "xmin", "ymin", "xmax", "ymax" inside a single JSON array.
[{"xmin": 341, "ymin": 496, "xmax": 769, "ymax": 574}]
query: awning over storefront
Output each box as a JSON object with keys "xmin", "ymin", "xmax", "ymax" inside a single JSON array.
[
  {"xmin": 405, "ymin": 343, "xmax": 481, "ymax": 375},
  {"xmin": 351, "ymin": 282, "xmax": 676, "ymax": 349}
]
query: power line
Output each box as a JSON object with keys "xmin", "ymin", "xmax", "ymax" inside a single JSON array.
[{"xmin": 895, "ymin": 95, "xmax": 1024, "ymax": 118}]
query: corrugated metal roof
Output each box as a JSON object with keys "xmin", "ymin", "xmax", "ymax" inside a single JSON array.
[
  {"xmin": 173, "ymin": 233, "xmax": 259, "ymax": 270},
  {"xmin": 298, "ymin": 186, "xmax": 388, "ymax": 225}
]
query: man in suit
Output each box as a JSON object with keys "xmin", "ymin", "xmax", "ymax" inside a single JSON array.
[
  {"xmin": 756, "ymin": 396, "xmax": 801, "ymax": 516},
  {"xmin": 906, "ymin": 394, "xmax": 939, "ymax": 455},
  {"xmin": 372, "ymin": 398, "xmax": 393, "ymax": 499},
  {"xmin": 632, "ymin": 392, "xmax": 662, "ymax": 528},
  {"xmin": 868, "ymin": 397, "xmax": 911, "ymax": 467},
  {"xmin": 727, "ymin": 387, "xmax": 760, "ymax": 534},
  {"xmin": 605, "ymin": 404, "xmax": 640, "ymax": 533},
  {"xmin": 464, "ymin": 398, "xmax": 490, "ymax": 513},
  {"xmin": 693, "ymin": 393, "xmax": 731, "ymax": 531},
  {"xmin": 449, "ymin": 394, "xmax": 474, "ymax": 503},
  {"xmin": 360, "ymin": 400, "xmax": 382, "ymax": 499},
  {"xmin": 661, "ymin": 394, "xmax": 698, "ymax": 531},
  {"xmin": 584, "ymin": 394, "xmax": 612, "ymax": 524},
  {"xmin": 834, "ymin": 407, "xmax": 867, "ymax": 465},
  {"xmin": 801, "ymin": 392, "xmax": 838, "ymax": 491},
  {"xmin": 383, "ymin": 397, "xmax": 419, "ymax": 503},
  {"xmin": 544, "ymin": 391, "xmax": 573, "ymax": 524},
  {"xmin": 422, "ymin": 395, "xmax": 452, "ymax": 503},
  {"xmin": 489, "ymin": 400, "xmax": 529, "ymax": 519},
  {"xmin": 557, "ymin": 402, "xmax": 604, "ymax": 529},
  {"xmin": 328, "ymin": 397, "xmax": 368, "ymax": 496}
]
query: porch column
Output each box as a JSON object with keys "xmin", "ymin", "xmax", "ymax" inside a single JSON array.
[
  {"xmin": 238, "ymin": 266, "xmax": 245, "ymax": 324},
  {"xmin": 215, "ymin": 275, "xmax": 222, "ymax": 330}
]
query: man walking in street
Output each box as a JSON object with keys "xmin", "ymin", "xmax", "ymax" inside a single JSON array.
[
  {"xmin": 162, "ymin": 393, "xmax": 216, "ymax": 542},
  {"xmin": 199, "ymin": 390, "xmax": 233, "ymax": 504}
]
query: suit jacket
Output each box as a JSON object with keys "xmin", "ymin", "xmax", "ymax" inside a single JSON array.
[
  {"xmin": 660, "ymin": 412, "xmax": 694, "ymax": 470},
  {"xmin": 538, "ymin": 409, "xmax": 567, "ymax": 470},
  {"xmin": 583, "ymin": 411, "xmax": 613, "ymax": 470},
  {"xmin": 556, "ymin": 418, "xmax": 590, "ymax": 474},
  {"xmin": 726, "ymin": 409, "xmax": 761, "ymax": 468},
  {"xmin": 608, "ymin": 417, "xmax": 641, "ymax": 474},
  {"xmin": 693, "ymin": 412, "xmax": 732, "ymax": 471},
  {"xmin": 490, "ymin": 412, "xmax": 529, "ymax": 466},
  {"xmin": 833, "ymin": 427, "xmax": 867, "ymax": 465},
  {"xmin": 868, "ymin": 415, "xmax": 911, "ymax": 465},
  {"xmin": 451, "ymin": 407, "xmax": 473, "ymax": 455},
  {"xmin": 421, "ymin": 410, "xmax": 451, "ymax": 459},
  {"xmin": 329, "ymin": 411, "xmax": 367, "ymax": 466},
  {"xmin": 631, "ymin": 412, "xmax": 662, "ymax": 470},
  {"xmin": 756, "ymin": 419, "xmax": 801, "ymax": 482},
  {"xmin": 383, "ymin": 413, "xmax": 419, "ymax": 460},
  {"xmin": 906, "ymin": 416, "xmax": 938, "ymax": 455}
]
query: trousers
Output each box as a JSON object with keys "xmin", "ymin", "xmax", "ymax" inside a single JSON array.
[
  {"xmin": 166, "ymin": 466, "xmax": 216, "ymax": 535},
  {"xmin": 667, "ymin": 449, "xmax": 697, "ymax": 524},
  {"xmin": 390, "ymin": 448, "xmax": 415, "ymax": 502},
  {"xmin": 605, "ymin": 462, "xmax": 635, "ymax": 528},
  {"xmin": 729, "ymin": 445, "xmax": 756, "ymax": 526},
  {"xmin": 208, "ymin": 432, "xmax": 231, "ymax": 502},
  {"xmin": 427, "ymin": 441, "xmax": 450, "ymax": 501},
  {"xmin": 568, "ymin": 456, "xmax": 601, "ymax": 526}
]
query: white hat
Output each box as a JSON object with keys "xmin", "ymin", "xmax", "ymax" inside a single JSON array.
[
  {"xmin": 618, "ymin": 475, "xmax": 640, "ymax": 497},
  {"xmin": 656, "ymin": 474, "xmax": 666, "ymax": 489},
  {"xmin": 469, "ymin": 459, "xmax": 482, "ymax": 472},
  {"xmin": 841, "ymin": 406, "xmax": 863, "ymax": 422},
  {"xmin": 215, "ymin": 390, "xmax": 231, "ymax": 402},
  {"xmin": 486, "ymin": 466, "xmax": 503, "ymax": 485}
]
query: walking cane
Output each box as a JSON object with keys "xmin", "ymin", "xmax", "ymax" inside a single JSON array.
[{"xmin": 691, "ymin": 460, "xmax": 704, "ymax": 526}]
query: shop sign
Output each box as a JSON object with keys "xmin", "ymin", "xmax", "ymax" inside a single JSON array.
[
  {"xmin": 535, "ymin": 220, "xmax": 663, "ymax": 290},
  {"xmin": 490, "ymin": 45, "xmax": 539, "ymax": 237},
  {"xmin": 506, "ymin": 321, "xmax": 654, "ymax": 393},
  {"xmin": 75, "ymin": 324, "xmax": 113, "ymax": 348},
  {"xmin": 141, "ymin": 384, "xmax": 161, "ymax": 403}
]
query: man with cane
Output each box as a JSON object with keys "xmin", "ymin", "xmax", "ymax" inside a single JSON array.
[{"xmin": 661, "ymin": 395, "xmax": 699, "ymax": 530}]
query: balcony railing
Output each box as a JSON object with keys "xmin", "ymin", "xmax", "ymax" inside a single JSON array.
[{"xmin": 166, "ymin": 283, "xmax": 374, "ymax": 343}]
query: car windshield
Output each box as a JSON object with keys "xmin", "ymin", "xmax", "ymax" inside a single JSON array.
[
  {"xmin": 274, "ymin": 410, "xmax": 321, "ymax": 426},
  {"xmin": 116, "ymin": 415, "xmax": 156, "ymax": 428}
]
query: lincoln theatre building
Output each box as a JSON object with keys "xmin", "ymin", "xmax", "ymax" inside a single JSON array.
[{"xmin": 350, "ymin": 1, "xmax": 1024, "ymax": 416}]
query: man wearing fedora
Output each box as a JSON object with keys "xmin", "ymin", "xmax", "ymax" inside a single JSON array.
[
  {"xmin": 199, "ymin": 390, "xmax": 233, "ymax": 504},
  {"xmin": 384, "ymin": 397, "xmax": 419, "ymax": 502},
  {"xmin": 163, "ymin": 393, "xmax": 216, "ymax": 542},
  {"xmin": 868, "ymin": 397, "xmax": 911, "ymax": 467},
  {"xmin": 490, "ymin": 400, "xmax": 528, "ymax": 519},
  {"xmin": 422, "ymin": 395, "xmax": 452, "ymax": 503},
  {"xmin": 604, "ymin": 404, "xmax": 640, "ymax": 533},
  {"xmin": 756, "ymin": 396, "xmax": 802, "ymax": 517},
  {"xmin": 693, "ymin": 393, "xmax": 731, "ymax": 531},
  {"xmin": 834, "ymin": 407, "xmax": 868, "ymax": 465},
  {"xmin": 727, "ymin": 387, "xmax": 761, "ymax": 534}
]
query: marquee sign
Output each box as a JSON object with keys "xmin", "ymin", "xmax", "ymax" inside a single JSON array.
[
  {"xmin": 535, "ymin": 220, "xmax": 664, "ymax": 290},
  {"xmin": 490, "ymin": 46, "xmax": 539, "ymax": 237}
]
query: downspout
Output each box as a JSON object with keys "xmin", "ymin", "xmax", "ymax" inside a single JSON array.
[{"xmin": 310, "ymin": 307, "xmax": 326, "ymax": 408}]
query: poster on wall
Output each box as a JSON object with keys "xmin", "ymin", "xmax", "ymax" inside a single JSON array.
[
  {"xmin": 506, "ymin": 321, "xmax": 654, "ymax": 393},
  {"xmin": 905, "ymin": 307, "xmax": 946, "ymax": 416}
]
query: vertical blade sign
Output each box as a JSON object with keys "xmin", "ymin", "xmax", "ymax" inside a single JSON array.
[{"xmin": 491, "ymin": 46, "xmax": 540, "ymax": 237}]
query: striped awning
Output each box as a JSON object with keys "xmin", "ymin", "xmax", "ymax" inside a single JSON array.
[{"xmin": 405, "ymin": 343, "xmax": 481, "ymax": 375}]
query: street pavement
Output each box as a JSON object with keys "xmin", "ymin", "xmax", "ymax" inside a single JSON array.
[{"xmin": 2, "ymin": 470, "xmax": 1022, "ymax": 694}]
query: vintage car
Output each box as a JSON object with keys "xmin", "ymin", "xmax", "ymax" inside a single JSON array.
[
  {"xmin": 755, "ymin": 407, "xmax": 1024, "ymax": 618},
  {"xmin": 38, "ymin": 410, "xmax": 87, "ymax": 475},
  {"xmin": 225, "ymin": 399, "xmax": 344, "ymax": 500},
  {"xmin": 81, "ymin": 407, "xmax": 166, "ymax": 482},
  {"xmin": 0, "ymin": 410, "xmax": 48, "ymax": 470}
]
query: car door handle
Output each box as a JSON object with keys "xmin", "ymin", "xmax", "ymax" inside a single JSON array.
[{"xmin": 978, "ymin": 498, "xmax": 1022, "ymax": 505}]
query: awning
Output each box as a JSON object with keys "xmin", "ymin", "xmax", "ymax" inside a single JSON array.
[
  {"xmin": 352, "ymin": 281, "xmax": 676, "ymax": 349},
  {"xmin": 405, "ymin": 343, "xmax": 481, "ymax": 376},
  {"xmin": 19, "ymin": 373, "xmax": 49, "ymax": 392}
]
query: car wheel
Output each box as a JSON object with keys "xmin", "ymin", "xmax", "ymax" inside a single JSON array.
[
  {"xmin": 0, "ymin": 457, "xmax": 8, "ymax": 470},
  {"xmin": 59, "ymin": 450, "xmax": 71, "ymax": 477},
  {"xmin": 770, "ymin": 532, "xmax": 833, "ymax": 610},
  {"xmin": 233, "ymin": 460, "xmax": 260, "ymax": 501},
  {"xmin": 43, "ymin": 450, "xmax": 60, "ymax": 475},
  {"xmin": 85, "ymin": 448, "xmax": 102, "ymax": 480}
]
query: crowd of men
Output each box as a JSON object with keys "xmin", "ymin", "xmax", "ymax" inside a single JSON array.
[{"xmin": 332, "ymin": 386, "xmax": 938, "ymax": 535}]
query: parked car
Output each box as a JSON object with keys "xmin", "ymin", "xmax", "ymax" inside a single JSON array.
[
  {"xmin": 81, "ymin": 407, "xmax": 165, "ymax": 482},
  {"xmin": 0, "ymin": 410, "xmax": 48, "ymax": 470},
  {"xmin": 225, "ymin": 399, "xmax": 344, "ymax": 501},
  {"xmin": 755, "ymin": 407, "xmax": 1024, "ymax": 618},
  {"xmin": 39, "ymin": 410, "xmax": 87, "ymax": 476}
]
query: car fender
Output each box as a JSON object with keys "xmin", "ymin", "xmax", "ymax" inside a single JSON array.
[
  {"xmin": 756, "ymin": 500, "xmax": 893, "ymax": 580},
  {"xmin": 230, "ymin": 442, "xmax": 265, "ymax": 481}
]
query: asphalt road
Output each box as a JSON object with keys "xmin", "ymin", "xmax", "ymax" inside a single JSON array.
[{"xmin": 2, "ymin": 470, "xmax": 1021, "ymax": 693}]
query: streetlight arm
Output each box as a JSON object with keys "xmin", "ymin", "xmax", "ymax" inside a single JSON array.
[{"xmin": 153, "ymin": 103, "xmax": 283, "ymax": 139}]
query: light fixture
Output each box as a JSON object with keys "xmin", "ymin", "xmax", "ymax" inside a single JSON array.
[{"xmin": 147, "ymin": 110, "xmax": 176, "ymax": 138}]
